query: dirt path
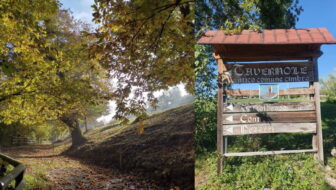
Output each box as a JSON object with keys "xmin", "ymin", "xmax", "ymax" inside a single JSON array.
[
  {"xmin": 3, "ymin": 144, "xmax": 160, "ymax": 190},
  {"xmin": 46, "ymin": 167, "xmax": 157, "ymax": 190}
]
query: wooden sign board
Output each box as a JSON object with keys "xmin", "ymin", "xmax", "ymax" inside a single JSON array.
[
  {"xmin": 223, "ymin": 102, "xmax": 316, "ymax": 113},
  {"xmin": 223, "ymin": 111, "xmax": 316, "ymax": 124},
  {"xmin": 222, "ymin": 101, "xmax": 317, "ymax": 135},
  {"xmin": 226, "ymin": 62, "xmax": 315, "ymax": 83},
  {"xmin": 223, "ymin": 123, "xmax": 316, "ymax": 136},
  {"xmin": 227, "ymin": 88, "xmax": 314, "ymax": 97}
]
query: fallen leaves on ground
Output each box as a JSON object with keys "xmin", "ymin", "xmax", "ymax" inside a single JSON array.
[{"xmin": 3, "ymin": 144, "xmax": 160, "ymax": 190}]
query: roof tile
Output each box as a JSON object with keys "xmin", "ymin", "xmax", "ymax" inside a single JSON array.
[
  {"xmin": 263, "ymin": 30, "xmax": 276, "ymax": 43},
  {"xmin": 275, "ymin": 29, "xmax": 287, "ymax": 43},
  {"xmin": 224, "ymin": 34, "xmax": 237, "ymax": 43},
  {"xmin": 197, "ymin": 28, "xmax": 336, "ymax": 45},
  {"xmin": 249, "ymin": 32, "xmax": 262, "ymax": 43}
]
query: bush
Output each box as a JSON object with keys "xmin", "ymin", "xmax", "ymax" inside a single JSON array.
[
  {"xmin": 320, "ymin": 74, "xmax": 336, "ymax": 103},
  {"xmin": 195, "ymin": 98, "xmax": 217, "ymax": 153}
]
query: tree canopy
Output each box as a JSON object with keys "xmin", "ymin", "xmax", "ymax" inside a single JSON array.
[
  {"xmin": 0, "ymin": 1, "xmax": 110, "ymax": 147},
  {"xmin": 0, "ymin": 0, "xmax": 60, "ymax": 124},
  {"xmin": 91, "ymin": 0, "xmax": 194, "ymax": 121}
]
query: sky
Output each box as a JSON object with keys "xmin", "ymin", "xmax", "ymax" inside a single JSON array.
[
  {"xmin": 297, "ymin": 0, "xmax": 336, "ymax": 79},
  {"xmin": 231, "ymin": 1, "xmax": 336, "ymax": 90},
  {"xmin": 59, "ymin": 0, "xmax": 95, "ymax": 25}
]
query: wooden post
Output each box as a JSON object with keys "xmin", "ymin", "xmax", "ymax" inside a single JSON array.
[
  {"xmin": 223, "ymin": 77, "xmax": 228, "ymax": 170},
  {"xmin": 314, "ymin": 82, "xmax": 324, "ymax": 163},
  {"xmin": 312, "ymin": 57, "xmax": 324, "ymax": 163},
  {"xmin": 84, "ymin": 116, "xmax": 88, "ymax": 132},
  {"xmin": 310, "ymin": 81, "xmax": 318, "ymax": 159},
  {"xmin": 222, "ymin": 62, "xmax": 229, "ymax": 156},
  {"xmin": 216, "ymin": 57, "xmax": 224, "ymax": 174}
]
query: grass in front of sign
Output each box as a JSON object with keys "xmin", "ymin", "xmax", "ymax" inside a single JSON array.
[
  {"xmin": 195, "ymin": 152, "xmax": 329, "ymax": 190},
  {"xmin": 195, "ymin": 102, "xmax": 336, "ymax": 189}
]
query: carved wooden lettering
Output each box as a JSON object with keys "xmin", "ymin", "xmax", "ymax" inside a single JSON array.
[
  {"xmin": 223, "ymin": 123, "xmax": 316, "ymax": 136},
  {"xmin": 225, "ymin": 62, "xmax": 315, "ymax": 83},
  {"xmin": 223, "ymin": 111, "xmax": 316, "ymax": 124},
  {"xmin": 223, "ymin": 102, "xmax": 315, "ymax": 113}
]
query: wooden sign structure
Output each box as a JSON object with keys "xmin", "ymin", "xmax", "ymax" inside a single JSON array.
[{"xmin": 197, "ymin": 28, "xmax": 336, "ymax": 174}]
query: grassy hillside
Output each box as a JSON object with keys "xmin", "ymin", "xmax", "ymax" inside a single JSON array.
[{"xmin": 66, "ymin": 104, "xmax": 195, "ymax": 189}]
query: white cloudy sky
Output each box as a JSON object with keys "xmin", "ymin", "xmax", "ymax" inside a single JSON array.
[
  {"xmin": 97, "ymin": 83, "xmax": 190, "ymax": 124},
  {"xmin": 60, "ymin": 0, "xmax": 95, "ymax": 25}
]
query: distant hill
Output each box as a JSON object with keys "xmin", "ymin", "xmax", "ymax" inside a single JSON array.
[{"xmin": 66, "ymin": 104, "xmax": 194, "ymax": 189}]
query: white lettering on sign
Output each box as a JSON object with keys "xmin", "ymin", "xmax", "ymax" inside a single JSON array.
[
  {"xmin": 228, "ymin": 63, "xmax": 315, "ymax": 83},
  {"xmin": 240, "ymin": 114, "xmax": 260, "ymax": 123},
  {"xmin": 225, "ymin": 103, "xmax": 313, "ymax": 112},
  {"xmin": 224, "ymin": 125, "xmax": 275, "ymax": 135},
  {"xmin": 225, "ymin": 103, "xmax": 289, "ymax": 112},
  {"xmin": 240, "ymin": 125, "xmax": 274, "ymax": 135},
  {"xmin": 224, "ymin": 127, "xmax": 234, "ymax": 134},
  {"xmin": 226, "ymin": 116, "xmax": 233, "ymax": 122},
  {"xmin": 232, "ymin": 64, "xmax": 309, "ymax": 77},
  {"xmin": 226, "ymin": 104, "xmax": 234, "ymax": 111},
  {"xmin": 234, "ymin": 76, "xmax": 314, "ymax": 83},
  {"xmin": 233, "ymin": 64, "xmax": 244, "ymax": 76}
]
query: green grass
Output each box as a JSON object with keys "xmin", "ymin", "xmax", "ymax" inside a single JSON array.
[
  {"xmin": 3, "ymin": 144, "xmax": 87, "ymax": 190},
  {"xmin": 23, "ymin": 157, "xmax": 72, "ymax": 190},
  {"xmin": 196, "ymin": 153, "xmax": 329, "ymax": 190},
  {"xmin": 196, "ymin": 102, "xmax": 336, "ymax": 189}
]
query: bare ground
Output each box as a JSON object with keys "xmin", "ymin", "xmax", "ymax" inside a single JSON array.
[{"xmin": 3, "ymin": 144, "xmax": 160, "ymax": 190}]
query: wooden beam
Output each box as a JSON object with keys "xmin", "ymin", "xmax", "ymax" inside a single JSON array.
[
  {"xmin": 223, "ymin": 123, "xmax": 316, "ymax": 136},
  {"xmin": 227, "ymin": 88, "xmax": 314, "ymax": 97},
  {"xmin": 214, "ymin": 44, "xmax": 322, "ymax": 62},
  {"xmin": 223, "ymin": 101, "xmax": 315, "ymax": 113},
  {"xmin": 221, "ymin": 55, "xmax": 321, "ymax": 62},
  {"xmin": 223, "ymin": 149, "xmax": 318, "ymax": 157},
  {"xmin": 313, "ymin": 79, "xmax": 324, "ymax": 162},
  {"xmin": 215, "ymin": 56, "xmax": 224, "ymax": 174},
  {"xmin": 309, "ymin": 81, "xmax": 318, "ymax": 160},
  {"xmin": 280, "ymin": 88, "xmax": 315, "ymax": 95}
]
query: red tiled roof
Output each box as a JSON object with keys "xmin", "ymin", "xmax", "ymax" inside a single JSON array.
[{"xmin": 197, "ymin": 28, "xmax": 336, "ymax": 45}]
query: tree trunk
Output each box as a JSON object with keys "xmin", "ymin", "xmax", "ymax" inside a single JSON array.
[
  {"xmin": 84, "ymin": 116, "xmax": 88, "ymax": 132},
  {"xmin": 60, "ymin": 116, "xmax": 87, "ymax": 148}
]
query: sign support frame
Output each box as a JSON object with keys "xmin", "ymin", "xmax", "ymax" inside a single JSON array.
[
  {"xmin": 214, "ymin": 54, "xmax": 325, "ymax": 175},
  {"xmin": 197, "ymin": 28, "xmax": 336, "ymax": 176},
  {"xmin": 215, "ymin": 56, "xmax": 224, "ymax": 174}
]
